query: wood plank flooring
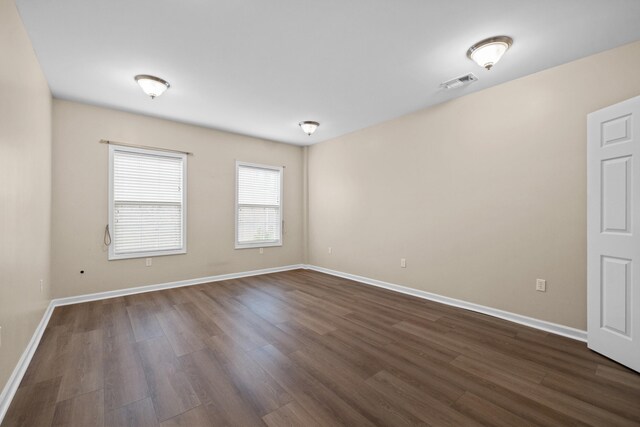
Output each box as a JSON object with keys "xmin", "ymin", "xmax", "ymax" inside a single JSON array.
[{"xmin": 3, "ymin": 269, "xmax": 640, "ymax": 426}]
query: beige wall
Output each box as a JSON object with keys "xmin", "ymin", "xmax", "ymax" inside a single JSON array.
[
  {"xmin": 308, "ymin": 41, "xmax": 640, "ymax": 330},
  {"xmin": 51, "ymin": 100, "xmax": 304, "ymax": 298},
  {"xmin": 0, "ymin": 0, "xmax": 52, "ymax": 391}
]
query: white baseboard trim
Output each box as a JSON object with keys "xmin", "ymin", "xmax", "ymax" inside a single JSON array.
[
  {"xmin": 0, "ymin": 301, "xmax": 56, "ymax": 424},
  {"xmin": 54, "ymin": 264, "xmax": 305, "ymax": 306},
  {"xmin": 304, "ymin": 264, "xmax": 588, "ymax": 342},
  {"xmin": 0, "ymin": 263, "xmax": 304, "ymax": 424}
]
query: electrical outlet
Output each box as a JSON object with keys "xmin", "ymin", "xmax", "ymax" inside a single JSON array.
[
  {"xmin": 40, "ymin": 279, "xmax": 44, "ymax": 293},
  {"xmin": 400, "ymin": 258, "xmax": 407, "ymax": 268},
  {"xmin": 328, "ymin": 247, "xmax": 332, "ymax": 254},
  {"xmin": 259, "ymin": 248, "xmax": 264, "ymax": 254},
  {"xmin": 536, "ymin": 279, "xmax": 546, "ymax": 292},
  {"xmin": 146, "ymin": 258, "xmax": 153, "ymax": 267}
]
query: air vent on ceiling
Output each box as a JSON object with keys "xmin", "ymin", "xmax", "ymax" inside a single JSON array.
[{"xmin": 440, "ymin": 73, "xmax": 478, "ymax": 90}]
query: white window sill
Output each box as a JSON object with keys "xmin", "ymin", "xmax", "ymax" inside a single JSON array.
[
  {"xmin": 108, "ymin": 248, "xmax": 187, "ymax": 260},
  {"xmin": 235, "ymin": 242, "xmax": 282, "ymax": 250}
]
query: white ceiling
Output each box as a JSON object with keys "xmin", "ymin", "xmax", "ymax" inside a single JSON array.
[{"xmin": 16, "ymin": 0, "xmax": 640, "ymax": 145}]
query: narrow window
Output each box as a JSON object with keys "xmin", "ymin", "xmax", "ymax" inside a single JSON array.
[
  {"xmin": 108, "ymin": 145, "xmax": 187, "ymax": 259},
  {"xmin": 236, "ymin": 161, "xmax": 283, "ymax": 248}
]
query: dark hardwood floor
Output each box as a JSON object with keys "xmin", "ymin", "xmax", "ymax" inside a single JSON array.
[{"xmin": 3, "ymin": 269, "xmax": 640, "ymax": 426}]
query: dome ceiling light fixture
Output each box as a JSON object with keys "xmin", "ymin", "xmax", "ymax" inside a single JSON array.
[
  {"xmin": 467, "ymin": 36, "xmax": 513, "ymax": 70},
  {"xmin": 134, "ymin": 74, "xmax": 170, "ymax": 99},
  {"xmin": 299, "ymin": 121, "xmax": 320, "ymax": 136}
]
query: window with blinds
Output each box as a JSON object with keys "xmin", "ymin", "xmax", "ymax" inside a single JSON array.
[
  {"xmin": 236, "ymin": 162, "xmax": 283, "ymax": 248},
  {"xmin": 108, "ymin": 145, "xmax": 187, "ymax": 260}
]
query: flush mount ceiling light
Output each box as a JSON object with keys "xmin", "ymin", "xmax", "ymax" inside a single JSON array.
[
  {"xmin": 467, "ymin": 36, "xmax": 513, "ymax": 70},
  {"xmin": 299, "ymin": 121, "xmax": 320, "ymax": 136},
  {"xmin": 134, "ymin": 74, "xmax": 170, "ymax": 99}
]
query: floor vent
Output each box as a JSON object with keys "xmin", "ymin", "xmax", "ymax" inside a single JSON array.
[{"xmin": 440, "ymin": 73, "xmax": 478, "ymax": 90}]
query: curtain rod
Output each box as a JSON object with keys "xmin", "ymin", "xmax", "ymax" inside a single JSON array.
[{"xmin": 99, "ymin": 139, "xmax": 193, "ymax": 155}]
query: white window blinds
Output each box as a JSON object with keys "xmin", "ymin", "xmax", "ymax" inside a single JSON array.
[
  {"xmin": 236, "ymin": 162, "xmax": 283, "ymax": 248},
  {"xmin": 109, "ymin": 145, "xmax": 186, "ymax": 259}
]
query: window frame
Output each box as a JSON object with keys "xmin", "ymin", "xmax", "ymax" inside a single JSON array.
[
  {"xmin": 108, "ymin": 144, "xmax": 188, "ymax": 260},
  {"xmin": 235, "ymin": 160, "xmax": 284, "ymax": 249}
]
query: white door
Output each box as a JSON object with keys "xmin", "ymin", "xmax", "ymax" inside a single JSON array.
[{"xmin": 587, "ymin": 95, "xmax": 640, "ymax": 372}]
